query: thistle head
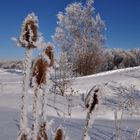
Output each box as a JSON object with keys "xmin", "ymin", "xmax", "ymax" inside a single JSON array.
[
  {"xmin": 19, "ymin": 13, "xmax": 38, "ymax": 49},
  {"xmin": 45, "ymin": 45, "xmax": 54, "ymax": 67}
]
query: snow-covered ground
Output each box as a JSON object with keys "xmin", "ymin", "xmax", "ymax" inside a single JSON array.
[{"xmin": 0, "ymin": 68, "xmax": 140, "ymax": 140}]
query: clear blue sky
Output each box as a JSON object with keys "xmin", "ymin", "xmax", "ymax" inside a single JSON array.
[{"xmin": 0, "ymin": 0, "xmax": 140, "ymax": 59}]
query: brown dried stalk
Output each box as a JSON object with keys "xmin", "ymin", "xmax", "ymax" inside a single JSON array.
[
  {"xmin": 54, "ymin": 128, "xmax": 64, "ymax": 140},
  {"xmin": 18, "ymin": 13, "xmax": 39, "ymax": 140},
  {"xmin": 20, "ymin": 134, "xmax": 27, "ymax": 140},
  {"xmin": 83, "ymin": 86, "xmax": 99, "ymax": 140},
  {"xmin": 31, "ymin": 45, "xmax": 54, "ymax": 140}
]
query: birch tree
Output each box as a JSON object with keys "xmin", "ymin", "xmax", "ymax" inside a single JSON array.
[{"xmin": 53, "ymin": 0, "xmax": 105, "ymax": 75}]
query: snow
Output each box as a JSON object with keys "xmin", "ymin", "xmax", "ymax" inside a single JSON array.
[{"xmin": 0, "ymin": 67, "xmax": 140, "ymax": 139}]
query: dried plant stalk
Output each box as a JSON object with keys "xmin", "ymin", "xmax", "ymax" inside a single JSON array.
[
  {"xmin": 18, "ymin": 13, "xmax": 39, "ymax": 140},
  {"xmin": 31, "ymin": 45, "xmax": 54, "ymax": 140},
  {"xmin": 54, "ymin": 128, "xmax": 64, "ymax": 140},
  {"xmin": 18, "ymin": 49, "xmax": 32, "ymax": 140},
  {"xmin": 83, "ymin": 86, "xmax": 99, "ymax": 140}
]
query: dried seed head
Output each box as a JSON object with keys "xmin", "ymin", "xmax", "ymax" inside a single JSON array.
[
  {"xmin": 20, "ymin": 134, "xmax": 28, "ymax": 140},
  {"xmin": 54, "ymin": 128, "xmax": 64, "ymax": 140},
  {"xmin": 89, "ymin": 93, "xmax": 99, "ymax": 113},
  {"xmin": 45, "ymin": 45, "xmax": 54, "ymax": 67},
  {"xmin": 19, "ymin": 13, "xmax": 38, "ymax": 49},
  {"xmin": 32, "ymin": 58, "xmax": 48, "ymax": 87},
  {"xmin": 23, "ymin": 20, "xmax": 37, "ymax": 48},
  {"xmin": 31, "ymin": 45, "xmax": 55, "ymax": 87}
]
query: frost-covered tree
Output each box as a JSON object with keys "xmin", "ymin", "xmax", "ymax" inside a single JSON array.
[
  {"xmin": 17, "ymin": 13, "xmax": 42, "ymax": 140},
  {"xmin": 131, "ymin": 48, "xmax": 140, "ymax": 65},
  {"xmin": 103, "ymin": 48, "xmax": 140, "ymax": 71},
  {"xmin": 53, "ymin": 0, "xmax": 105, "ymax": 75}
]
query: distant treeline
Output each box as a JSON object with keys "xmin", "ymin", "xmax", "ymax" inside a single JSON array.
[
  {"xmin": 104, "ymin": 48, "xmax": 140, "ymax": 71},
  {"xmin": 0, "ymin": 60, "xmax": 23, "ymax": 69},
  {"xmin": 0, "ymin": 48, "xmax": 140, "ymax": 76}
]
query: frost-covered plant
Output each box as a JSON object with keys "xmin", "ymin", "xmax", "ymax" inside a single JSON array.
[
  {"xmin": 66, "ymin": 87, "xmax": 78, "ymax": 118},
  {"xmin": 50, "ymin": 63, "xmax": 58, "ymax": 107},
  {"xmin": 17, "ymin": 13, "xmax": 41, "ymax": 140},
  {"xmin": 132, "ymin": 128, "xmax": 140, "ymax": 140},
  {"xmin": 83, "ymin": 85, "xmax": 101, "ymax": 140},
  {"xmin": 107, "ymin": 83, "xmax": 140, "ymax": 114},
  {"xmin": 106, "ymin": 83, "xmax": 140, "ymax": 139},
  {"xmin": 50, "ymin": 51, "xmax": 74, "ymax": 97},
  {"xmin": 18, "ymin": 13, "xmax": 43, "ymax": 49},
  {"xmin": 31, "ymin": 44, "xmax": 54, "ymax": 140},
  {"xmin": 19, "ymin": 14, "xmax": 38, "ymax": 49}
]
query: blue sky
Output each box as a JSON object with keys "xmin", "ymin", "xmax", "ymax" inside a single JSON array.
[{"xmin": 0, "ymin": 0, "xmax": 140, "ymax": 59}]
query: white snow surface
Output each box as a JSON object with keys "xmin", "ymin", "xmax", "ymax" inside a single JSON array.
[{"xmin": 0, "ymin": 67, "xmax": 140, "ymax": 140}]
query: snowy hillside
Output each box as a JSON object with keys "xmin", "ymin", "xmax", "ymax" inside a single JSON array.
[{"xmin": 0, "ymin": 67, "xmax": 140, "ymax": 140}]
